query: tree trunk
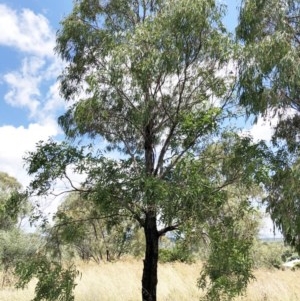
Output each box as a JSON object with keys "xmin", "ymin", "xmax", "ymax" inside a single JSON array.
[
  {"xmin": 142, "ymin": 212, "xmax": 159, "ymax": 301},
  {"xmin": 142, "ymin": 107, "xmax": 158, "ymax": 300}
]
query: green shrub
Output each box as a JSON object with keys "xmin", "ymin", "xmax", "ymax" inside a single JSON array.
[
  {"xmin": 159, "ymin": 246, "xmax": 194, "ymax": 263},
  {"xmin": 251, "ymin": 240, "xmax": 292, "ymax": 269},
  {"xmin": 292, "ymin": 262, "xmax": 300, "ymax": 271},
  {"xmin": 0, "ymin": 229, "xmax": 41, "ymax": 287}
]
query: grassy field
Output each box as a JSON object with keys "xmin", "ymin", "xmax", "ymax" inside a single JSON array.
[{"xmin": 1, "ymin": 259, "xmax": 300, "ymax": 301}]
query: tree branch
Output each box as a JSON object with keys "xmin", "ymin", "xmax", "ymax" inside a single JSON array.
[
  {"xmin": 158, "ymin": 224, "xmax": 180, "ymax": 237},
  {"xmin": 53, "ymin": 214, "xmax": 129, "ymax": 229}
]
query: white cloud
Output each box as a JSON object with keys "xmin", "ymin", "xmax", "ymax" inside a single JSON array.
[
  {"xmin": 243, "ymin": 108, "xmax": 297, "ymax": 142},
  {"xmin": 248, "ymin": 117, "xmax": 275, "ymax": 142},
  {"xmin": 3, "ymin": 56, "xmax": 65, "ymax": 120},
  {"xmin": 3, "ymin": 57, "xmax": 43, "ymax": 116},
  {"xmin": 43, "ymin": 81, "xmax": 66, "ymax": 118},
  {"xmin": 0, "ymin": 3, "xmax": 66, "ymax": 122},
  {"xmin": 0, "ymin": 122, "xmax": 59, "ymax": 187},
  {"xmin": 0, "ymin": 4, "xmax": 55, "ymax": 57},
  {"xmin": 0, "ymin": 5, "xmax": 67, "ymax": 192},
  {"xmin": 0, "ymin": 4, "xmax": 71, "ymax": 226}
]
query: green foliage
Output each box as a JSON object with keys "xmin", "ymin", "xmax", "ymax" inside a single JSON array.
[
  {"xmin": 292, "ymin": 262, "xmax": 300, "ymax": 271},
  {"xmin": 198, "ymin": 201, "xmax": 258, "ymax": 301},
  {"xmin": 159, "ymin": 245, "xmax": 194, "ymax": 264},
  {"xmin": 26, "ymin": 141, "xmax": 85, "ymax": 196},
  {"xmin": 236, "ymin": 0, "xmax": 300, "ymax": 268},
  {"xmin": 251, "ymin": 241, "xmax": 287, "ymax": 269},
  {"xmin": 264, "ymin": 156, "xmax": 300, "ymax": 253},
  {"xmin": 0, "ymin": 230, "xmax": 37, "ymax": 270},
  {"xmin": 0, "ymin": 172, "xmax": 29, "ymax": 230},
  {"xmin": 22, "ymin": 1, "xmax": 272, "ymax": 300},
  {"xmin": 159, "ymin": 227, "xmax": 207, "ymax": 264},
  {"xmin": 0, "ymin": 172, "xmax": 36, "ymax": 287},
  {"xmin": 55, "ymin": 0, "xmax": 233, "ymax": 150},
  {"xmin": 25, "ymin": 133, "xmax": 268, "ymax": 300},
  {"xmin": 15, "ymin": 256, "xmax": 78, "ymax": 301},
  {"xmin": 0, "ymin": 172, "xmax": 21, "ymax": 192},
  {"xmin": 281, "ymin": 248, "xmax": 294, "ymax": 263},
  {"xmin": 52, "ymin": 192, "xmax": 139, "ymax": 263},
  {"xmin": 128, "ymin": 228, "xmax": 146, "ymax": 258},
  {"xmin": 0, "ymin": 230, "xmax": 40, "ymax": 287},
  {"xmin": 237, "ymin": 0, "xmax": 300, "ymax": 116}
]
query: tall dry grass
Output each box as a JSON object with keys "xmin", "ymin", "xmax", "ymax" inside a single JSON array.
[{"xmin": 2, "ymin": 259, "xmax": 300, "ymax": 301}]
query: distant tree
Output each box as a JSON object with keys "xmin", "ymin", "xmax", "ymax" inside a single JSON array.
[
  {"xmin": 237, "ymin": 0, "xmax": 300, "ymax": 252},
  {"xmin": 51, "ymin": 192, "xmax": 138, "ymax": 263},
  {"xmin": 23, "ymin": 1, "xmax": 270, "ymax": 300},
  {"xmin": 0, "ymin": 172, "xmax": 28, "ymax": 230},
  {"xmin": 0, "ymin": 230, "xmax": 40, "ymax": 287},
  {"xmin": 0, "ymin": 172, "xmax": 38, "ymax": 287}
]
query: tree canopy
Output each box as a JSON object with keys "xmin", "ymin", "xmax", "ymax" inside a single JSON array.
[
  {"xmin": 0, "ymin": 172, "xmax": 39, "ymax": 287},
  {"xmin": 237, "ymin": 0, "xmax": 300, "ymax": 141},
  {"xmin": 17, "ymin": 1, "xmax": 275, "ymax": 301},
  {"xmin": 0, "ymin": 171, "xmax": 27, "ymax": 230},
  {"xmin": 237, "ymin": 0, "xmax": 300, "ymax": 252}
]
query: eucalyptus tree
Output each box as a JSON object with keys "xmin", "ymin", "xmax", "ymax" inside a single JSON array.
[
  {"xmin": 23, "ymin": 1, "xmax": 269, "ymax": 300},
  {"xmin": 237, "ymin": 0, "xmax": 300, "ymax": 146},
  {"xmin": 0, "ymin": 171, "xmax": 29, "ymax": 230},
  {"xmin": 52, "ymin": 192, "xmax": 137, "ymax": 262},
  {"xmin": 237, "ymin": 0, "xmax": 300, "ymax": 251},
  {"xmin": 0, "ymin": 172, "xmax": 38, "ymax": 287}
]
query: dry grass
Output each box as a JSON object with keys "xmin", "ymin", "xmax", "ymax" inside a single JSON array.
[
  {"xmin": 238, "ymin": 268, "xmax": 300, "ymax": 301},
  {"xmin": 2, "ymin": 259, "xmax": 300, "ymax": 300},
  {"xmin": 0, "ymin": 281, "xmax": 36, "ymax": 301},
  {"xmin": 76, "ymin": 259, "xmax": 203, "ymax": 301}
]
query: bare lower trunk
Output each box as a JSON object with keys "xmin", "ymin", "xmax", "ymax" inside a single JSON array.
[
  {"xmin": 142, "ymin": 109, "xmax": 158, "ymax": 300},
  {"xmin": 142, "ymin": 213, "xmax": 159, "ymax": 301}
]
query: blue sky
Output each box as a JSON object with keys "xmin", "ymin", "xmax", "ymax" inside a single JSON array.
[
  {"xmin": 0, "ymin": 1, "xmax": 277, "ymax": 236},
  {"xmin": 0, "ymin": 0, "xmax": 74, "ymax": 184},
  {"xmin": 0, "ymin": 0, "xmax": 243, "ymax": 184},
  {"xmin": 0, "ymin": 0, "xmax": 72, "ymax": 126}
]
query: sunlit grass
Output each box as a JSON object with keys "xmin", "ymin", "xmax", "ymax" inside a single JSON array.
[
  {"xmin": 0, "ymin": 281, "xmax": 35, "ymax": 301},
  {"xmin": 2, "ymin": 259, "xmax": 300, "ymax": 301},
  {"xmin": 74, "ymin": 258, "xmax": 202, "ymax": 301},
  {"xmin": 238, "ymin": 268, "xmax": 300, "ymax": 301}
]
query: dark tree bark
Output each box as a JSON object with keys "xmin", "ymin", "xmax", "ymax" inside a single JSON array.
[
  {"xmin": 142, "ymin": 212, "xmax": 159, "ymax": 301},
  {"xmin": 142, "ymin": 115, "xmax": 160, "ymax": 301}
]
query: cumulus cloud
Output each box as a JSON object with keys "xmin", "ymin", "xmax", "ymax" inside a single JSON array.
[
  {"xmin": 0, "ymin": 121, "xmax": 82, "ymax": 222},
  {"xmin": 0, "ymin": 4, "xmax": 55, "ymax": 57},
  {"xmin": 0, "ymin": 4, "xmax": 65, "ymax": 189},
  {"xmin": 0, "ymin": 122, "xmax": 59, "ymax": 187},
  {"xmin": 0, "ymin": 3, "xmax": 65, "ymax": 120},
  {"xmin": 3, "ymin": 56, "xmax": 65, "ymax": 120},
  {"xmin": 3, "ymin": 57, "xmax": 43, "ymax": 116}
]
